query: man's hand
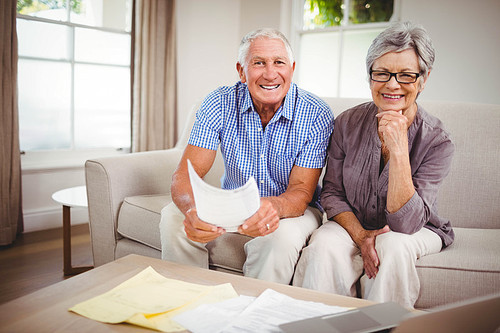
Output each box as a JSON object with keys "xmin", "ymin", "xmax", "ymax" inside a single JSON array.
[
  {"xmin": 183, "ymin": 207, "xmax": 225, "ymax": 243},
  {"xmin": 237, "ymin": 198, "xmax": 280, "ymax": 237},
  {"xmin": 358, "ymin": 225, "xmax": 390, "ymax": 279}
]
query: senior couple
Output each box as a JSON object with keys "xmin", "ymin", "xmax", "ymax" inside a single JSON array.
[{"xmin": 159, "ymin": 22, "xmax": 454, "ymax": 309}]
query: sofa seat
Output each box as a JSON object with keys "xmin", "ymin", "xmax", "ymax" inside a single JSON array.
[
  {"xmin": 415, "ymin": 227, "xmax": 500, "ymax": 308},
  {"xmin": 117, "ymin": 193, "xmax": 252, "ymax": 274}
]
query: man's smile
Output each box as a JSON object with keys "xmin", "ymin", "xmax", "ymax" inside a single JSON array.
[{"xmin": 260, "ymin": 84, "xmax": 280, "ymax": 90}]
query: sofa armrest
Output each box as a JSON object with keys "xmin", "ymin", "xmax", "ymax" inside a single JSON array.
[{"xmin": 85, "ymin": 149, "xmax": 183, "ymax": 266}]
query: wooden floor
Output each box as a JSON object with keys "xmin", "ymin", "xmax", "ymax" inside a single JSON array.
[{"xmin": 0, "ymin": 224, "xmax": 93, "ymax": 305}]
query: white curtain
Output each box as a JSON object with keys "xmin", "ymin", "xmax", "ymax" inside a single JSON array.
[{"xmin": 132, "ymin": 0, "xmax": 178, "ymax": 152}]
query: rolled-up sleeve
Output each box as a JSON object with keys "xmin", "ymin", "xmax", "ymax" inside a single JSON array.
[{"xmin": 188, "ymin": 90, "xmax": 222, "ymax": 151}]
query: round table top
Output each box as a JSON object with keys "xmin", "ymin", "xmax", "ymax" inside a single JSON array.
[{"xmin": 52, "ymin": 185, "xmax": 88, "ymax": 208}]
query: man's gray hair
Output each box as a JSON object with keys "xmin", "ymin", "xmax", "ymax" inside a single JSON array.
[
  {"xmin": 366, "ymin": 21, "xmax": 435, "ymax": 86},
  {"xmin": 238, "ymin": 28, "xmax": 294, "ymax": 67}
]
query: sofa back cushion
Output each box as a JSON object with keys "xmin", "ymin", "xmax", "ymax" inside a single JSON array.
[{"xmin": 418, "ymin": 101, "xmax": 500, "ymax": 229}]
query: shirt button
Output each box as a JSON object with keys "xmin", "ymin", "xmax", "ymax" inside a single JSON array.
[
  {"xmin": 260, "ymin": 154, "xmax": 264, "ymax": 158},
  {"xmin": 260, "ymin": 180, "xmax": 265, "ymax": 184}
]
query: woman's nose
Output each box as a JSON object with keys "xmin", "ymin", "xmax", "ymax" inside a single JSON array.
[{"xmin": 386, "ymin": 75, "xmax": 401, "ymax": 88}]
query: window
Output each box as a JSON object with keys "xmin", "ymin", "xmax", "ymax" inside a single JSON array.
[
  {"xmin": 294, "ymin": 0, "xmax": 397, "ymax": 99},
  {"xmin": 17, "ymin": 0, "xmax": 132, "ymax": 152}
]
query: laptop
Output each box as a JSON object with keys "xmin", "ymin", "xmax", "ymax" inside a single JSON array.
[{"xmin": 279, "ymin": 293, "xmax": 500, "ymax": 333}]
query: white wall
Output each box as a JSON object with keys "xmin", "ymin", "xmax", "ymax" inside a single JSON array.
[
  {"xmin": 22, "ymin": 167, "xmax": 88, "ymax": 232},
  {"xmin": 399, "ymin": 0, "xmax": 500, "ymax": 104}
]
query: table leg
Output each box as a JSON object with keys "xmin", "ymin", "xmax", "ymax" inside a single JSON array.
[{"xmin": 62, "ymin": 205, "xmax": 93, "ymax": 276}]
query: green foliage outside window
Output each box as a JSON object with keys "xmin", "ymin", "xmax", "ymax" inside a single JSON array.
[
  {"xmin": 304, "ymin": 0, "xmax": 393, "ymax": 29},
  {"xmin": 304, "ymin": 0, "xmax": 343, "ymax": 28},
  {"xmin": 17, "ymin": 0, "xmax": 82, "ymax": 15},
  {"xmin": 349, "ymin": 0, "xmax": 394, "ymax": 24}
]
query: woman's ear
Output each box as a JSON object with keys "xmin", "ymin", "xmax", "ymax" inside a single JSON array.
[
  {"xmin": 419, "ymin": 71, "xmax": 431, "ymax": 92},
  {"xmin": 236, "ymin": 63, "xmax": 246, "ymax": 83}
]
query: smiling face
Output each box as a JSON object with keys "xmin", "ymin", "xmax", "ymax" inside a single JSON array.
[
  {"xmin": 370, "ymin": 48, "xmax": 428, "ymax": 116},
  {"xmin": 237, "ymin": 38, "xmax": 295, "ymax": 114}
]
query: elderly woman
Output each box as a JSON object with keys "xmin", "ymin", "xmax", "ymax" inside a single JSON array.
[{"xmin": 292, "ymin": 22, "xmax": 455, "ymax": 308}]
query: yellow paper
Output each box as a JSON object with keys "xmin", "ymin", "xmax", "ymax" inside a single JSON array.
[{"xmin": 69, "ymin": 266, "xmax": 238, "ymax": 332}]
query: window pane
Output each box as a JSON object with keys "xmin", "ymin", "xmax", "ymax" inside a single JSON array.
[
  {"xmin": 74, "ymin": 64, "xmax": 130, "ymax": 148},
  {"xmin": 349, "ymin": 0, "xmax": 394, "ymax": 24},
  {"xmin": 339, "ymin": 29, "xmax": 383, "ymax": 98},
  {"xmin": 75, "ymin": 28, "xmax": 130, "ymax": 65},
  {"xmin": 18, "ymin": 59, "xmax": 71, "ymax": 150},
  {"xmin": 17, "ymin": 19, "xmax": 70, "ymax": 60},
  {"xmin": 298, "ymin": 32, "xmax": 340, "ymax": 97},
  {"xmin": 303, "ymin": 0, "xmax": 343, "ymax": 29},
  {"xmin": 71, "ymin": 0, "xmax": 132, "ymax": 31},
  {"xmin": 17, "ymin": 0, "xmax": 68, "ymax": 21}
]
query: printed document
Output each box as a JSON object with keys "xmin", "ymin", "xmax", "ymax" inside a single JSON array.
[
  {"xmin": 187, "ymin": 159, "xmax": 260, "ymax": 231},
  {"xmin": 174, "ymin": 288, "xmax": 349, "ymax": 333}
]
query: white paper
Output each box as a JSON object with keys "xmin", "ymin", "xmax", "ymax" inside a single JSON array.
[
  {"xmin": 173, "ymin": 288, "xmax": 349, "ymax": 333},
  {"xmin": 187, "ymin": 159, "xmax": 260, "ymax": 232},
  {"xmin": 173, "ymin": 295, "xmax": 255, "ymax": 333}
]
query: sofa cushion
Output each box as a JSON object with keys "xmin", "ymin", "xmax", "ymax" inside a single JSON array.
[
  {"xmin": 415, "ymin": 227, "xmax": 500, "ymax": 308},
  {"xmin": 117, "ymin": 194, "xmax": 171, "ymax": 250},
  {"xmin": 207, "ymin": 232, "xmax": 252, "ymax": 274}
]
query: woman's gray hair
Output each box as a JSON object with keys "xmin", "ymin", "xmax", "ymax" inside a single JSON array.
[
  {"xmin": 238, "ymin": 28, "xmax": 294, "ymax": 67},
  {"xmin": 366, "ymin": 21, "xmax": 435, "ymax": 86}
]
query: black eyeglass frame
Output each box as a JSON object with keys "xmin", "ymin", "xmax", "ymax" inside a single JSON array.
[{"xmin": 369, "ymin": 70, "xmax": 421, "ymax": 84}]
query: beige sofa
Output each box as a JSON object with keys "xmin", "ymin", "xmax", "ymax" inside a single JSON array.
[{"xmin": 85, "ymin": 98, "xmax": 500, "ymax": 309}]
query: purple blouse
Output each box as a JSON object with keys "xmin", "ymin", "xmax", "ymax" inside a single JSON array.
[{"xmin": 320, "ymin": 102, "xmax": 455, "ymax": 247}]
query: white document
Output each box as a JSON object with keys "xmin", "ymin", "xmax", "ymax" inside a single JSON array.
[
  {"xmin": 173, "ymin": 288, "xmax": 349, "ymax": 333},
  {"xmin": 187, "ymin": 159, "xmax": 260, "ymax": 232}
]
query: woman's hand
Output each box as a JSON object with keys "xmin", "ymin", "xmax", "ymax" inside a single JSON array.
[
  {"xmin": 376, "ymin": 110, "xmax": 409, "ymax": 156},
  {"xmin": 358, "ymin": 225, "xmax": 391, "ymax": 278},
  {"xmin": 238, "ymin": 198, "xmax": 280, "ymax": 237},
  {"xmin": 183, "ymin": 207, "xmax": 225, "ymax": 243}
]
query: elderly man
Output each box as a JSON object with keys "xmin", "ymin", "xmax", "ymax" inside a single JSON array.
[{"xmin": 159, "ymin": 28, "xmax": 334, "ymax": 284}]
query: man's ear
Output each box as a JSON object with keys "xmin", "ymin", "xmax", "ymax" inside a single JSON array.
[{"xmin": 236, "ymin": 62, "xmax": 246, "ymax": 83}]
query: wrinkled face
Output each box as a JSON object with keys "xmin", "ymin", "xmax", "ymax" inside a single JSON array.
[
  {"xmin": 237, "ymin": 38, "xmax": 295, "ymax": 114},
  {"xmin": 370, "ymin": 49, "xmax": 427, "ymax": 115}
]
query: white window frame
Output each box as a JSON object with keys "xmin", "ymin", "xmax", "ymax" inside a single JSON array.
[
  {"xmin": 17, "ymin": 9, "xmax": 131, "ymax": 170},
  {"xmin": 290, "ymin": 0, "xmax": 400, "ymax": 98}
]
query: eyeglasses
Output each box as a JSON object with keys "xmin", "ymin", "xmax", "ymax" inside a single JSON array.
[{"xmin": 370, "ymin": 70, "xmax": 420, "ymax": 84}]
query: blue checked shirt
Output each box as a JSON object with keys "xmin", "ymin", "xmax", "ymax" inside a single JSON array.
[{"xmin": 188, "ymin": 81, "xmax": 334, "ymax": 205}]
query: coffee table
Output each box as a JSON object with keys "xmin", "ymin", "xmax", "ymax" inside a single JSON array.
[{"xmin": 0, "ymin": 254, "xmax": 374, "ymax": 332}]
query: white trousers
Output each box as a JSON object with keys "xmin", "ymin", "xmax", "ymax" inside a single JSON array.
[
  {"xmin": 292, "ymin": 221, "xmax": 442, "ymax": 308},
  {"xmin": 159, "ymin": 202, "xmax": 323, "ymax": 285}
]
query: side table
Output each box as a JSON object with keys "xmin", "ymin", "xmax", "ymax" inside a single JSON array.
[{"xmin": 52, "ymin": 185, "xmax": 93, "ymax": 276}]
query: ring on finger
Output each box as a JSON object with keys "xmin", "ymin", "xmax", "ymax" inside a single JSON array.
[{"xmin": 266, "ymin": 223, "xmax": 270, "ymax": 230}]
